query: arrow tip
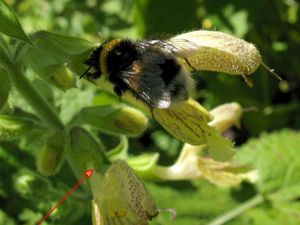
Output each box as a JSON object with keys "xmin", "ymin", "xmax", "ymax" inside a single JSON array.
[{"xmin": 85, "ymin": 169, "xmax": 94, "ymax": 177}]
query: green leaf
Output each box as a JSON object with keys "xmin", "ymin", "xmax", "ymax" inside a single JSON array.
[
  {"xmin": 0, "ymin": 0, "xmax": 30, "ymax": 43},
  {"xmin": 235, "ymin": 129, "xmax": 300, "ymax": 195},
  {"xmin": 30, "ymin": 31, "xmax": 93, "ymax": 66},
  {"xmin": 0, "ymin": 69, "xmax": 11, "ymax": 111},
  {"xmin": 32, "ymin": 31, "xmax": 93, "ymax": 56},
  {"xmin": 269, "ymin": 184, "xmax": 300, "ymax": 204},
  {"xmin": 146, "ymin": 181, "xmax": 237, "ymax": 225},
  {"xmin": 0, "ymin": 37, "xmax": 12, "ymax": 69},
  {"xmin": 0, "ymin": 210, "xmax": 16, "ymax": 225},
  {"xmin": 243, "ymin": 202, "xmax": 300, "ymax": 225},
  {"xmin": 25, "ymin": 47, "xmax": 63, "ymax": 78},
  {"xmin": 27, "ymin": 31, "xmax": 93, "ymax": 78}
]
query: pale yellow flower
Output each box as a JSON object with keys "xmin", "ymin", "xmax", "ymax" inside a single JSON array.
[
  {"xmin": 129, "ymin": 103, "xmax": 258, "ymax": 186},
  {"xmin": 92, "ymin": 160, "xmax": 158, "ymax": 225}
]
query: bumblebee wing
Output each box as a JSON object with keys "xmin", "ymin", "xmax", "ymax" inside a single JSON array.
[
  {"xmin": 165, "ymin": 30, "xmax": 261, "ymax": 75},
  {"xmin": 120, "ymin": 58, "xmax": 171, "ymax": 109}
]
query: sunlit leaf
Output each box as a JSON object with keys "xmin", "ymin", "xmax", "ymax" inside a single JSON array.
[
  {"xmin": 235, "ymin": 130, "xmax": 300, "ymax": 195},
  {"xmin": 0, "ymin": 0, "xmax": 31, "ymax": 43},
  {"xmin": 31, "ymin": 30, "xmax": 93, "ymax": 57}
]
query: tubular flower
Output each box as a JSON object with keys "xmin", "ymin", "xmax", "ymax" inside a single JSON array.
[
  {"xmin": 129, "ymin": 103, "xmax": 258, "ymax": 186},
  {"xmin": 153, "ymin": 144, "xmax": 257, "ymax": 187},
  {"xmin": 92, "ymin": 160, "xmax": 158, "ymax": 225}
]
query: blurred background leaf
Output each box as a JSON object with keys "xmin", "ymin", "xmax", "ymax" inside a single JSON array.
[{"xmin": 1, "ymin": 0, "xmax": 300, "ymax": 224}]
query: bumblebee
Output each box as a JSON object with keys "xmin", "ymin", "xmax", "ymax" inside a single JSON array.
[
  {"xmin": 81, "ymin": 38, "xmax": 194, "ymax": 109},
  {"xmin": 81, "ymin": 31, "xmax": 261, "ymax": 108}
]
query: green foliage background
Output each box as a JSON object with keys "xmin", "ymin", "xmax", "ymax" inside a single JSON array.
[{"xmin": 1, "ymin": 0, "xmax": 300, "ymax": 225}]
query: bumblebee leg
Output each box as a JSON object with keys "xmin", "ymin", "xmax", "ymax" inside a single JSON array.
[
  {"xmin": 184, "ymin": 58, "xmax": 196, "ymax": 72},
  {"xmin": 113, "ymin": 86, "xmax": 124, "ymax": 103},
  {"xmin": 113, "ymin": 86, "xmax": 123, "ymax": 96},
  {"xmin": 84, "ymin": 72, "xmax": 101, "ymax": 80}
]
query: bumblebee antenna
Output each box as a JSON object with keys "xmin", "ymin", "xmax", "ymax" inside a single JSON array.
[{"xmin": 80, "ymin": 64, "xmax": 94, "ymax": 79}]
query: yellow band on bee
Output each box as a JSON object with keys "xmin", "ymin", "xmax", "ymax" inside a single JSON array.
[{"xmin": 100, "ymin": 39, "xmax": 122, "ymax": 76}]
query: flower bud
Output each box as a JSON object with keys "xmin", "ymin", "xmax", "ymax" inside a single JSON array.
[
  {"xmin": 51, "ymin": 66, "xmax": 76, "ymax": 89},
  {"xmin": 209, "ymin": 102, "xmax": 243, "ymax": 133},
  {"xmin": 14, "ymin": 170, "xmax": 51, "ymax": 199},
  {"xmin": 79, "ymin": 105, "xmax": 148, "ymax": 137},
  {"xmin": 0, "ymin": 115, "xmax": 33, "ymax": 141},
  {"xmin": 36, "ymin": 131, "xmax": 66, "ymax": 176},
  {"xmin": 93, "ymin": 160, "xmax": 158, "ymax": 225}
]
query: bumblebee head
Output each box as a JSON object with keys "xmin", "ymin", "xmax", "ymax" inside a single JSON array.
[{"xmin": 80, "ymin": 43, "xmax": 106, "ymax": 80}]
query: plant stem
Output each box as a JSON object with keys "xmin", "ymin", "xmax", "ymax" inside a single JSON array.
[
  {"xmin": 206, "ymin": 195, "xmax": 264, "ymax": 225},
  {"xmin": 8, "ymin": 66, "xmax": 64, "ymax": 131}
]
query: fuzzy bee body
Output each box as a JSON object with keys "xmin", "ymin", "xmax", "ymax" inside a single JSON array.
[
  {"xmin": 83, "ymin": 38, "xmax": 192, "ymax": 109},
  {"xmin": 82, "ymin": 30, "xmax": 261, "ymax": 109}
]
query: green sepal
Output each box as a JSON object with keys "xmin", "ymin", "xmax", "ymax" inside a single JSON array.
[
  {"xmin": 127, "ymin": 153, "xmax": 160, "ymax": 180},
  {"xmin": 68, "ymin": 127, "xmax": 110, "ymax": 178},
  {"xmin": 106, "ymin": 136, "xmax": 128, "ymax": 161},
  {"xmin": 36, "ymin": 131, "xmax": 66, "ymax": 176},
  {"xmin": 78, "ymin": 105, "xmax": 148, "ymax": 137}
]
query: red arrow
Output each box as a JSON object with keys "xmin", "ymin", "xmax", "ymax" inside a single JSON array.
[{"xmin": 38, "ymin": 169, "xmax": 94, "ymax": 225}]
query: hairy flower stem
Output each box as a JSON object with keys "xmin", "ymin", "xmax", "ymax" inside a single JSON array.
[
  {"xmin": 8, "ymin": 66, "xmax": 64, "ymax": 131},
  {"xmin": 206, "ymin": 195, "xmax": 264, "ymax": 225}
]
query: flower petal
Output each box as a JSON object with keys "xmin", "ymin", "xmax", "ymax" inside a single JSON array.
[
  {"xmin": 169, "ymin": 30, "xmax": 261, "ymax": 76},
  {"xmin": 93, "ymin": 160, "xmax": 158, "ymax": 225},
  {"xmin": 153, "ymin": 98, "xmax": 212, "ymax": 145},
  {"xmin": 208, "ymin": 102, "xmax": 243, "ymax": 133},
  {"xmin": 153, "ymin": 99, "xmax": 234, "ymax": 161}
]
